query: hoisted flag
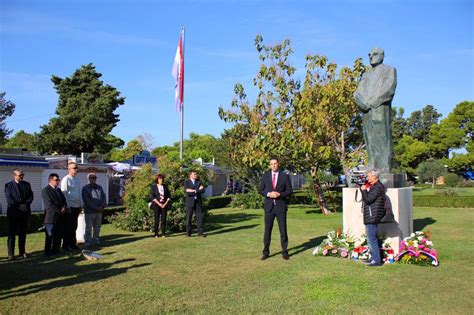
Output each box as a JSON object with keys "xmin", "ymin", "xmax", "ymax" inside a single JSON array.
[{"xmin": 171, "ymin": 30, "xmax": 184, "ymax": 112}]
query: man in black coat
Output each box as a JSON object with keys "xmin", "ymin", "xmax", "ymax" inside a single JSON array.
[
  {"xmin": 184, "ymin": 170, "xmax": 206, "ymax": 237},
  {"xmin": 360, "ymin": 168, "xmax": 385, "ymax": 267},
  {"xmin": 42, "ymin": 173, "xmax": 67, "ymax": 256},
  {"xmin": 258, "ymin": 158, "xmax": 293, "ymax": 260},
  {"xmin": 5, "ymin": 168, "xmax": 34, "ymax": 260}
]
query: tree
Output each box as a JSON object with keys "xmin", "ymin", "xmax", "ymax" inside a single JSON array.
[
  {"xmin": 219, "ymin": 35, "xmax": 365, "ymax": 214},
  {"xmin": 393, "ymin": 135, "xmax": 430, "ymax": 176},
  {"xmin": 444, "ymin": 173, "xmax": 460, "ymax": 188},
  {"xmin": 0, "ymin": 92, "xmax": 16, "ymax": 145},
  {"xmin": 391, "ymin": 106, "xmax": 407, "ymax": 145},
  {"xmin": 36, "ymin": 63, "xmax": 125, "ymax": 155},
  {"xmin": 416, "ymin": 160, "xmax": 446, "ymax": 188},
  {"xmin": 108, "ymin": 137, "xmax": 146, "ymax": 162},
  {"xmin": 406, "ymin": 105, "xmax": 441, "ymax": 142},
  {"xmin": 152, "ymin": 133, "xmax": 226, "ymax": 165},
  {"xmin": 428, "ymin": 101, "xmax": 473, "ymax": 158},
  {"xmin": 443, "ymin": 152, "xmax": 474, "ymax": 173},
  {"xmin": 2, "ymin": 130, "xmax": 37, "ymax": 151}
]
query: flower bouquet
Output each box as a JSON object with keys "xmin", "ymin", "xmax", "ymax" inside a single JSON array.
[
  {"xmin": 312, "ymin": 228, "xmax": 355, "ymax": 259},
  {"xmin": 396, "ymin": 231, "xmax": 439, "ymax": 266},
  {"xmin": 352, "ymin": 237, "xmax": 395, "ymax": 264}
]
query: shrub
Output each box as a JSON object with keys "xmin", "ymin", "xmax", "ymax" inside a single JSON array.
[
  {"xmin": 458, "ymin": 180, "xmax": 474, "ymax": 188},
  {"xmin": 110, "ymin": 163, "xmax": 154, "ymax": 232},
  {"xmin": 444, "ymin": 173, "xmax": 461, "ymax": 187},
  {"xmin": 231, "ymin": 191, "xmax": 264, "ymax": 209},
  {"xmin": 289, "ymin": 190, "xmax": 316, "ymax": 204},
  {"xmin": 207, "ymin": 195, "xmax": 232, "ymax": 209},
  {"xmin": 110, "ymin": 159, "xmax": 212, "ymax": 233},
  {"xmin": 435, "ymin": 188, "xmax": 458, "ymax": 197}
]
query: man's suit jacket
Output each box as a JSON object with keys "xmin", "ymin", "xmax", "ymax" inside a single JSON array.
[
  {"xmin": 42, "ymin": 185, "xmax": 67, "ymax": 224},
  {"xmin": 184, "ymin": 179, "xmax": 205, "ymax": 208},
  {"xmin": 149, "ymin": 184, "xmax": 171, "ymax": 205},
  {"xmin": 258, "ymin": 171, "xmax": 293, "ymax": 213},
  {"xmin": 5, "ymin": 180, "xmax": 34, "ymax": 217}
]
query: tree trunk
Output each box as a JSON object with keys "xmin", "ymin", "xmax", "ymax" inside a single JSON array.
[
  {"xmin": 432, "ymin": 177, "xmax": 436, "ymax": 189},
  {"xmin": 311, "ymin": 167, "xmax": 331, "ymax": 215}
]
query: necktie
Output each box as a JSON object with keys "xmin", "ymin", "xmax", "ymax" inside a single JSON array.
[{"xmin": 272, "ymin": 173, "xmax": 276, "ymax": 189}]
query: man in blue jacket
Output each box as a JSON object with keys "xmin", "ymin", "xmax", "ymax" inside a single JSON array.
[{"xmin": 82, "ymin": 173, "xmax": 107, "ymax": 248}]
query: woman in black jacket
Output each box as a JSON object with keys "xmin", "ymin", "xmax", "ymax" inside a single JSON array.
[
  {"xmin": 149, "ymin": 174, "xmax": 171, "ymax": 238},
  {"xmin": 360, "ymin": 169, "xmax": 385, "ymax": 266}
]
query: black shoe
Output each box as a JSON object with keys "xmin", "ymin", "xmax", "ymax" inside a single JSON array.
[
  {"xmin": 282, "ymin": 253, "xmax": 290, "ymax": 260},
  {"xmin": 260, "ymin": 254, "xmax": 269, "ymax": 261},
  {"xmin": 19, "ymin": 253, "xmax": 28, "ymax": 259},
  {"xmin": 366, "ymin": 262, "xmax": 383, "ymax": 267},
  {"xmin": 198, "ymin": 233, "xmax": 207, "ymax": 238}
]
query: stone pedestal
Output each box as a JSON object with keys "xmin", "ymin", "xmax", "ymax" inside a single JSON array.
[
  {"xmin": 380, "ymin": 173, "xmax": 406, "ymax": 188},
  {"xmin": 342, "ymin": 187, "xmax": 413, "ymax": 254},
  {"xmin": 76, "ymin": 212, "xmax": 85, "ymax": 244}
]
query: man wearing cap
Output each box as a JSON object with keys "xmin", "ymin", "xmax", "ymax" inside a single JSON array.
[
  {"xmin": 82, "ymin": 173, "xmax": 106, "ymax": 248},
  {"xmin": 4, "ymin": 168, "xmax": 34, "ymax": 260}
]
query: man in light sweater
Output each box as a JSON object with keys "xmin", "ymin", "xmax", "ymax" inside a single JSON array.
[{"xmin": 60, "ymin": 161, "xmax": 82, "ymax": 250}]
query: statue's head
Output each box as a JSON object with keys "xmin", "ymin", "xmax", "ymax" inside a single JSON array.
[{"xmin": 368, "ymin": 48, "xmax": 384, "ymax": 67}]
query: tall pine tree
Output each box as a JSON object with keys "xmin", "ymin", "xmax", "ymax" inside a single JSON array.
[{"xmin": 37, "ymin": 64, "xmax": 125, "ymax": 155}]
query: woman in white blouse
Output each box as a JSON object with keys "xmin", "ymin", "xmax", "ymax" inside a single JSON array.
[{"xmin": 149, "ymin": 174, "xmax": 171, "ymax": 238}]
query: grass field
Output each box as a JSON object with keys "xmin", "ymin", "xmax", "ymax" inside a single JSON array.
[{"xmin": 1, "ymin": 205, "xmax": 473, "ymax": 314}]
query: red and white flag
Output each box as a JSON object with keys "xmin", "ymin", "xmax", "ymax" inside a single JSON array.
[{"xmin": 171, "ymin": 32, "xmax": 184, "ymax": 112}]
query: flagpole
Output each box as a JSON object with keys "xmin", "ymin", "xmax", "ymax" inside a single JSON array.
[{"xmin": 180, "ymin": 26, "xmax": 185, "ymax": 161}]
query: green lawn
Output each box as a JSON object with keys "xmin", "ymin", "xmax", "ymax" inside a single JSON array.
[{"xmin": 1, "ymin": 206, "xmax": 473, "ymax": 314}]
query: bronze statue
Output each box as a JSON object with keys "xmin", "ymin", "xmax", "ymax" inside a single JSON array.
[{"xmin": 354, "ymin": 48, "xmax": 397, "ymax": 173}]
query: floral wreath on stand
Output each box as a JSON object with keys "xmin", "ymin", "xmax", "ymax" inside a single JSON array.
[{"xmin": 396, "ymin": 231, "xmax": 439, "ymax": 267}]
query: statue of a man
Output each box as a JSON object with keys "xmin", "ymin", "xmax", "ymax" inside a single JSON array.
[{"xmin": 354, "ymin": 48, "xmax": 397, "ymax": 173}]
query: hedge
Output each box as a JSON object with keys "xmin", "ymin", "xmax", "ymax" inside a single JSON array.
[
  {"xmin": 413, "ymin": 195, "xmax": 474, "ymax": 208},
  {"xmin": 206, "ymin": 195, "xmax": 232, "ymax": 209}
]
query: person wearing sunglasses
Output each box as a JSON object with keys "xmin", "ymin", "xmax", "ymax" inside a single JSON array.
[
  {"xmin": 82, "ymin": 173, "xmax": 106, "ymax": 248},
  {"xmin": 4, "ymin": 168, "xmax": 34, "ymax": 261},
  {"xmin": 42, "ymin": 173, "xmax": 67, "ymax": 256}
]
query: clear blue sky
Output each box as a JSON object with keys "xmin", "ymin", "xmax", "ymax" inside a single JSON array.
[{"xmin": 1, "ymin": 0, "xmax": 473, "ymax": 148}]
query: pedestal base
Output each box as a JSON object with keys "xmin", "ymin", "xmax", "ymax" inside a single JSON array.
[
  {"xmin": 380, "ymin": 173, "xmax": 406, "ymax": 188},
  {"xmin": 343, "ymin": 187, "xmax": 413, "ymax": 254}
]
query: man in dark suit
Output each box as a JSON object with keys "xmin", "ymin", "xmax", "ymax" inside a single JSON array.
[
  {"xmin": 5, "ymin": 168, "xmax": 34, "ymax": 260},
  {"xmin": 184, "ymin": 170, "xmax": 206, "ymax": 237},
  {"xmin": 258, "ymin": 158, "xmax": 293, "ymax": 260},
  {"xmin": 42, "ymin": 173, "xmax": 67, "ymax": 256}
]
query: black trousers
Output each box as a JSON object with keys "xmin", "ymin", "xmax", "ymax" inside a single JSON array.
[
  {"xmin": 151, "ymin": 203, "xmax": 167, "ymax": 236},
  {"xmin": 263, "ymin": 210, "xmax": 288, "ymax": 256},
  {"xmin": 63, "ymin": 207, "xmax": 81, "ymax": 249},
  {"xmin": 186, "ymin": 201, "xmax": 203, "ymax": 235},
  {"xmin": 44, "ymin": 222, "xmax": 62, "ymax": 255},
  {"xmin": 7, "ymin": 212, "xmax": 28, "ymax": 257}
]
